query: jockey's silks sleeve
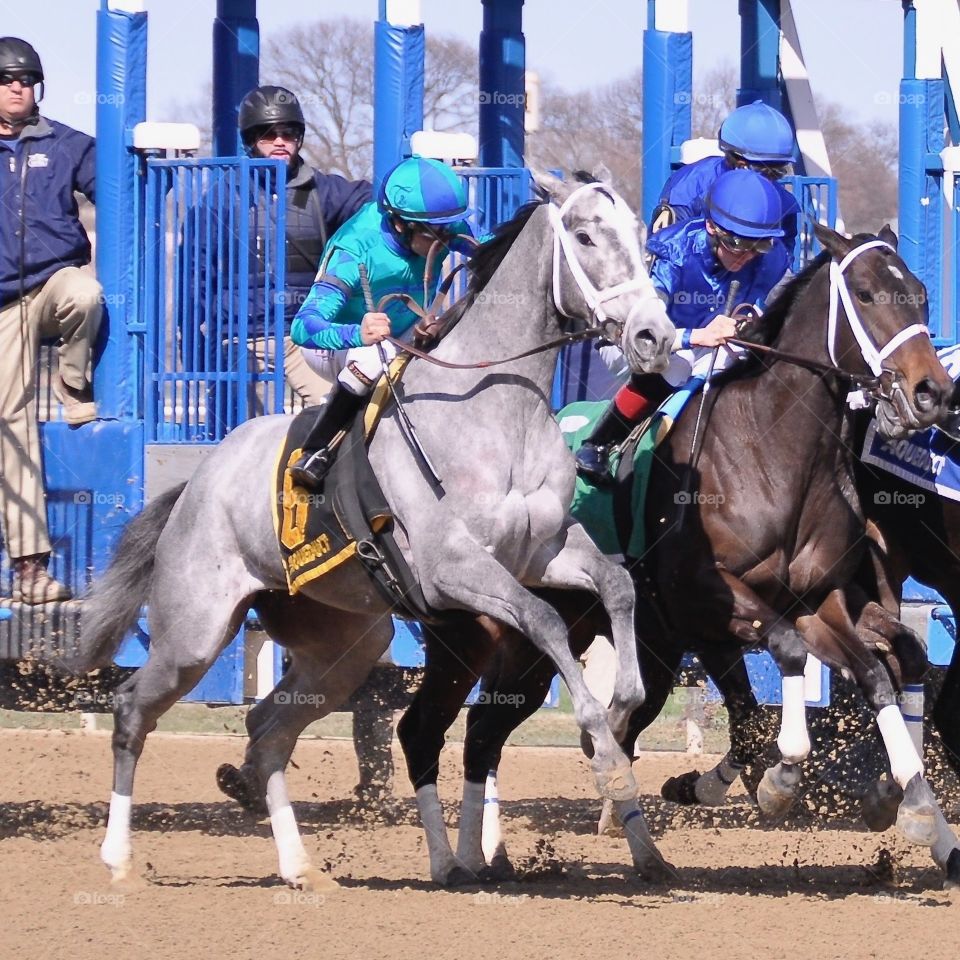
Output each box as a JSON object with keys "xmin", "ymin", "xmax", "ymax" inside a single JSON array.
[{"xmin": 290, "ymin": 248, "xmax": 363, "ymax": 350}]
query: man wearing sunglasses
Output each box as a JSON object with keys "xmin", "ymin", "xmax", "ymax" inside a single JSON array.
[
  {"xmin": 576, "ymin": 169, "xmax": 789, "ymax": 481},
  {"xmin": 229, "ymin": 85, "xmax": 371, "ymax": 410},
  {"xmin": 0, "ymin": 37, "xmax": 101, "ymax": 603},
  {"xmin": 653, "ymin": 100, "xmax": 800, "ymax": 256}
]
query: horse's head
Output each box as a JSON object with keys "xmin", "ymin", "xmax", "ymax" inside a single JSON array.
[
  {"xmin": 813, "ymin": 222, "xmax": 952, "ymax": 437},
  {"xmin": 533, "ymin": 168, "xmax": 675, "ymax": 374}
]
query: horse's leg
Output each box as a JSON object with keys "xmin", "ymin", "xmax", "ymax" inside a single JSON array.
[
  {"xmin": 426, "ymin": 541, "xmax": 670, "ymax": 879},
  {"xmin": 395, "ymin": 615, "xmax": 497, "ymax": 886},
  {"xmin": 226, "ymin": 600, "xmax": 392, "ymax": 889},
  {"xmin": 532, "ymin": 521, "xmax": 643, "ymax": 743},
  {"xmin": 103, "ymin": 577, "xmax": 251, "ymax": 883}
]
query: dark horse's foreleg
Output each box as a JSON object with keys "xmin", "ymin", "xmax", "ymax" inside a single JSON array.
[{"xmin": 395, "ymin": 614, "xmax": 498, "ymax": 886}]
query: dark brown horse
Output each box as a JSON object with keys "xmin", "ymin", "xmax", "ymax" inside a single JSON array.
[{"xmin": 395, "ymin": 224, "xmax": 959, "ymax": 884}]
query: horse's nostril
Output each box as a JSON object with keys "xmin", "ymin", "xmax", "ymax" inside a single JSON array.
[{"xmin": 914, "ymin": 378, "xmax": 943, "ymax": 412}]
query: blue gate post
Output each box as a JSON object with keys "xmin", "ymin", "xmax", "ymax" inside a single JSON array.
[
  {"xmin": 478, "ymin": 0, "xmax": 525, "ymax": 170},
  {"xmin": 374, "ymin": 0, "xmax": 425, "ymax": 193},
  {"xmin": 737, "ymin": 0, "xmax": 785, "ymax": 113},
  {"xmin": 641, "ymin": 1, "xmax": 692, "ymax": 222},
  {"xmin": 212, "ymin": 0, "xmax": 260, "ymax": 158}
]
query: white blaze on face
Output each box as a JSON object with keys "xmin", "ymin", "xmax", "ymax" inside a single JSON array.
[{"xmin": 887, "ymin": 264, "xmax": 905, "ymax": 281}]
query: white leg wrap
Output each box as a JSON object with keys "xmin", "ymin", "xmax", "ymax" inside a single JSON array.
[
  {"xmin": 695, "ymin": 755, "xmax": 742, "ymax": 806},
  {"xmin": 614, "ymin": 798, "xmax": 658, "ymax": 868},
  {"xmin": 777, "ymin": 674, "xmax": 811, "ymax": 763},
  {"xmin": 101, "ymin": 792, "xmax": 133, "ymax": 872},
  {"xmin": 900, "ymin": 684, "xmax": 925, "ymax": 761},
  {"xmin": 455, "ymin": 780, "xmax": 486, "ymax": 872},
  {"xmin": 415, "ymin": 784, "xmax": 457, "ymax": 882},
  {"xmin": 481, "ymin": 770, "xmax": 504, "ymax": 864},
  {"xmin": 266, "ymin": 771, "xmax": 310, "ymax": 882},
  {"xmin": 877, "ymin": 704, "xmax": 924, "ymax": 787}
]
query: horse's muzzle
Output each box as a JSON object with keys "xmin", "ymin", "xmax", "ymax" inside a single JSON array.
[{"xmin": 621, "ymin": 301, "xmax": 675, "ymax": 375}]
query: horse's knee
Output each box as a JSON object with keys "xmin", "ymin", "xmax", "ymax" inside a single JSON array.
[{"xmin": 767, "ymin": 625, "xmax": 807, "ymax": 675}]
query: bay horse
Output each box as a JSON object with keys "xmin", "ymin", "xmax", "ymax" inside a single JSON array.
[
  {"xmin": 392, "ymin": 225, "xmax": 960, "ymax": 884},
  {"xmin": 70, "ymin": 171, "xmax": 677, "ymax": 889}
]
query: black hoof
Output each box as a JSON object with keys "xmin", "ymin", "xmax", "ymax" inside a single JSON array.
[
  {"xmin": 216, "ymin": 763, "xmax": 267, "ymax": 817},
  {"xmin": 946, "ymin": 848, "xmax": 960, "ymax": 891},
  {"xmin": 483, "ymin": 854, "xmax": 517, "ymax": 883},
  {"xmin": 860, "ymin": 778, "xmax": 903, "ymax": 833},
  {"xmin": 443, "ymin": 866, "xmax": 480, "ymax": 888},
  {"xmin": 661, "ymin": 770, "xmax": 701, "ymax": 805}
]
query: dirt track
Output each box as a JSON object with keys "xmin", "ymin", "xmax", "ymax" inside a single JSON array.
[{"xmin": 1, "ymin": 727, "xmax": 957, "ymax": 960}]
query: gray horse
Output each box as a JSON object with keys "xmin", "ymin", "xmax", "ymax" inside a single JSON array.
[{"xmin": 71, "ymin": 171, "xmax": 676, "ymax": 889}]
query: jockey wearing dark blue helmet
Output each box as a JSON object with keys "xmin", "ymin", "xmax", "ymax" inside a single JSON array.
[
  {"xmin": 577, "ymin": 169, "xmax": 790, "ymax": 481},
  {"xmin": 654, "ymin": 100, "xmax": 800, "ymax": 256}
]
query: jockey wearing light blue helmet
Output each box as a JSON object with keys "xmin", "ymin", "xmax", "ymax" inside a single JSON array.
[
  {"xmin": 577, "ymin": 168, "xmax": 789, "ymax": 482},
  {"xmin": 288, "ymin": 155, "xmax": 475, "ymax": 488},
  {"xmin": 655, "ymin": 100, "xmax": 800, "ymax": 255}
]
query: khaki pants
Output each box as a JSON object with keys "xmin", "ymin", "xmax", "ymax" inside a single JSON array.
[
  {"xmin": 247, "ymin": 335, "xmax": 333, "ymax": 415},
  {"xmin": 0, "ymin": 267, "xmax": 103, "ymax": 559}
]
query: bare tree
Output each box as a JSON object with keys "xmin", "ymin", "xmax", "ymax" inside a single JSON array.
[
  {"xmin": 423, "ymin": 34, "xmax": 478, "ymax": 133},
  {"xmin": 692, "ymin": 62, "xmax": 737, "ymax": 139}
]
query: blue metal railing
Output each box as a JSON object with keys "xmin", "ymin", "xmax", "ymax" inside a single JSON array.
[
  {"xmin": 782, "ymin": 175, "xmax": 838, "ymax": 274},
  {"xmin": 141, "ymin": 157, "xmax": 287, "ymax": 443}
]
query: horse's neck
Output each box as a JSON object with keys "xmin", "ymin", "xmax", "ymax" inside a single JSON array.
[
  {"xmin": 744, "ymin": 269, "xmax": 849, "ymax": 456},
  {"xmin": 437, "ymin": 207, "xmax": 561, "ymax": 394}
]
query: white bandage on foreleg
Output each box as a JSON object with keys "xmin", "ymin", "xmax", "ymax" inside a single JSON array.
[
  {"xmin": 455, "ymin": 780, "xmax": 485, "ymax": 869},
  {"xmin": 777, "ymin": 674, "xmax": 811, "ymax": 763},
  {"xmin": 266, "ymin": 771, "xmax": 309, "ymax": 879},
  {"xmin": 877, "ymin": 703, "xmax": 924, "ymax": 787},
  {"xmin": 101, "ymin": 792, "xmax": 133, "ymax": 870},
  {"xmin": 900, "ymin": 684, "xmax": 925, "ymax": 760},
  {"xmin": 481, "ymin": 770, "xmax": 503, "ymax": 863}
]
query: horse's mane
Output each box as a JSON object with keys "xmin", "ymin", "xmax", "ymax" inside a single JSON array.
[{"xmin": 441, "ymin": 200, "xmax": 544, "ymax": 329}]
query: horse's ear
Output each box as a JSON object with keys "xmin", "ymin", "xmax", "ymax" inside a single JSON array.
[
  {"xmin": 877, "ymin": 223, "xmax": 898, "ymax": 251},
  {"xmin": 530, "ymin": 167, "xmax": 573, "ymax": 206},
  {"xmin": 591, "ymin": 162, "xmax": 613, "ymax": 186},
  {"xmin": 813, "ymin": 221, "xmax": 854, "ymax": 259}
]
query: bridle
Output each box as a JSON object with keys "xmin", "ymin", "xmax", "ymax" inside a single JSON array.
[{"xmin": 547, "ymin": 182, "xmax": 661, "ymax": 341}]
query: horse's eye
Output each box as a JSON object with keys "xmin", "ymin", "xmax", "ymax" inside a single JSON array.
[
  {"xmin": 576, "ymin": 231, "xmax": 595, "ymax": 247},
  {"xmin": 856, "ymin": 290, "xmax": 873, "ymax": 305}
]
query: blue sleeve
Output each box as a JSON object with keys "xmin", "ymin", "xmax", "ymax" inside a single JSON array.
[
  {"xmin": 290, "ymin": 249, "xmax": 364, "ymax": 349},
  {"xmin": 650, "ymin": 257, "xmax": 683, "ymax": 313},
  {"xmin": 318, "ymin": 173, "xmax": 373, "ymax": 235},
  {"xmin": 74, "ymin": 131, "xmax": 96, "ymax": 203},
  {"xmin": 749, "ymin": 245, "xmax": 790, "ymax": 309}
]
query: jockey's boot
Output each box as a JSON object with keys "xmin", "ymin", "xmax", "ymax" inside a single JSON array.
[
  {"xmin": 11, "ymin": 554, "xmax": 72, "ymax": 604},
  {"xmin": 288, "ymin": 387, "xmax": 366, "ymax": 490},
  {"xmin": 575, "ymin": 402, "xmax": 635, "ymax": 484}
]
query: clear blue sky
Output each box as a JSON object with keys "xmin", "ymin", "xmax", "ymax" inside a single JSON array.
[{"xmin": 2, "ymin": 0, "xmax": 905, "ymax": 137}]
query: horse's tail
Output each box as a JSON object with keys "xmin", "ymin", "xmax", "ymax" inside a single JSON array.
[{"xmin": 68, "ymin": 483, "xmax": 187, "ymax": 674}]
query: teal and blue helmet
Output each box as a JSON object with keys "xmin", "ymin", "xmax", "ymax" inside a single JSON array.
[
  {"xmin": 719, "ymin": 100, "xmax": 795, "ymax": 164},
  {"xmin": 378, "ymin": 156, "xmax": 469, "ymax": 225},
  {"xmin": 705, "ymin": 169, "xmax": 784, "ymax": 239}
]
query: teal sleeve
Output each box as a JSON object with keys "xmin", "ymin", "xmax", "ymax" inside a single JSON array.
[{"xmin": 290, "ymin": 250, "xmax": 364, "ymax": 350}]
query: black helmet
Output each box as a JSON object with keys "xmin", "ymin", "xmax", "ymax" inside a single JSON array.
[
  {"xmin": 238, "ymin": 85, "xmax": 305, "ymax": 148},
  {"xmin": 0, "ymin": 37, "xmax": 43, "ymax": 81}
]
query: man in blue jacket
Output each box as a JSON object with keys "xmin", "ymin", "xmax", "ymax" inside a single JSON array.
[
  {"xmin": 0, "ymin": 37, "xmax": 101, "ymax": 604},
  {"xmin": 576, "ymin": 169, "xmax": 790, "ymax": 481},
  {"xmin": 237, "ymin": 86, "xmax": 371, "ymax": 410}
]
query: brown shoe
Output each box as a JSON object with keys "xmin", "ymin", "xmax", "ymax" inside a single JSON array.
[
  {"xmin": 12, "ymin": 555, "xmax": 72, "ymax": 604},
  {"xmin": 53, "ymin": 373, "xmax": 98, "ymax": 426}
]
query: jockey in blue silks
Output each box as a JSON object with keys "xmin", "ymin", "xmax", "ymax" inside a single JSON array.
[
  {"xmin": 576, "ymin": 168, "xmax": 790, "ymax": 481},
  {"xmin": 288, "ymin": 155, "xmax": 476, "ymax": 488},
  {"xmin": 654, "ymin": 100, "xmax": 800, "ymax": 256}
]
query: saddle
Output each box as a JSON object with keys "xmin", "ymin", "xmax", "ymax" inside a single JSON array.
[{"xmin": 272, "ymin": 357, "xmax": 436, "ymax": 622}]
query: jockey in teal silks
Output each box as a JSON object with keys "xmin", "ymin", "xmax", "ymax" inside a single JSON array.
[
  {"xmin": 653, "ymin": 100, "xmax": 800, "ymax": 255},
  {"xmin": 576, "ymin": 168, "xmax": 790, "ymax": 482},
  {"xmin": 288, "ymin": 156, "xmax": 476, "ymax": 489}
]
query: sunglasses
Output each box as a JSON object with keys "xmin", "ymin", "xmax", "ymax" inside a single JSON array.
[
  {"xmin": 255, "ymin": 124, "xmax": 302, "ymax": 142},
  {"xmin": 0, "ymin": 72, "xmax": 40, "ymax": 88},
  {"xmin": 727, "ymin": 152, "xmax": 792, "ymax": 181},
  {"xmin": 713, "ymin": 225, "xmax": 776, "ymax": 255}
]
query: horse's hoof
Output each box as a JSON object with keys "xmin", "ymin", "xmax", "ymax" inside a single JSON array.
[
  {"xmin": 597, "ymin": 798, "xmax": 623, "ymax": 837},
  {"xmin": 288, "ymin": 867, "xmax": 338, "ymax": 892},
  {"xmin": 861, "ymin": 779, "xmax": 903, "ymax": 833},
  {"xmin": 756, "ymin": 768, "xmax": 795, "ymax": 820},
  {"xmin": 442, "ymin": 865, "xmax": 479, "ymax": 887},
  {"xmin": 216, "ymin": 763, "xmax": 267, "ymax": 817},
  {"xmin": 945, "ymin": 848, "xmax": 960, "ymax": 891},
  {"xmin": 482, "ymin": 854, "xmax": 517, "ymax": 883},
  {"xmin": 595, "ymin": 764, "xmax": 637, "ymax": 802},
  {"xmin": 108, "ymin": 862, "xmax": 133, "ymax": 887},
  {"xmin": 635, "ymin": 854, "xmax": 675, "ymax": 885},
  {"xmin": 896, "ymin": 774, "xmax": 938, "ymax": 847},
  {"xmin": 661, "ymin": 771, "xmax": 701, "ymax": 805}
]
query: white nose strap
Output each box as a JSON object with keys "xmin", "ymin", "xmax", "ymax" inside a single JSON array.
[
  {"xmin": 548, "ymin": 183, "xmax": 657, "ymax": 326},
  {"xmin": 827, "ymin": 239, "xmax": 929, "ymax": 376}
]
